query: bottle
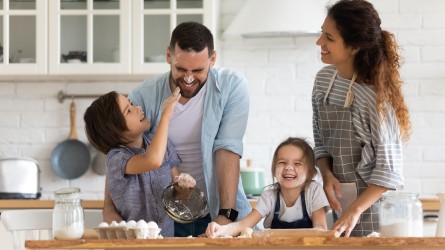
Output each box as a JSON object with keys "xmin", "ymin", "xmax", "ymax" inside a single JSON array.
[
  {"xmin": 379, "ymin": 191, "xmax": 423, "ymax": 237},
  {"xmin": 436, "ymin": 193, "xmax": 445, "ymax": 237},
  {"xmin": 52, "ymin": 187, "xmax": 84, "ymax": 240}
]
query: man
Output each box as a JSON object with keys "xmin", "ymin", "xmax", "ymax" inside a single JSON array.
[{"xmin": 103, "ymin": 22, "xmax": 251, "ymax": 237}]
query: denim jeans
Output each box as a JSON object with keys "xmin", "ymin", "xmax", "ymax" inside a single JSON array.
[{"xmin": 174, "ymin": 213, "xmax": 211, "ymax": 237}]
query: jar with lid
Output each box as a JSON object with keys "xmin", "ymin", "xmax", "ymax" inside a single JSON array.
[
  {"xmin": 52, "ymin": 187, "xmax": 84, "ymax": 240},
  {"xmin": 379, "ymin": 191, "xmax": 423, "ymax": 237}
]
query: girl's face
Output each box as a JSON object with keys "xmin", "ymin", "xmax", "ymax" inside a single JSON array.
[
  {"xmin": 117, "ymin": 94, "xmax": 150, "ymax": 141},
  {"xmin": 274, "ymin": 145, "xmax": 308, "ymax": 189},
  {"xmin": 316, "ymin": 16, "xmax": 356, "ymax": 72}
]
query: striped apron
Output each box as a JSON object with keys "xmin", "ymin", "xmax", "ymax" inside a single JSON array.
[{"xmin": 318, "ymin": 71, "xmax": 379, "ymax": 237}]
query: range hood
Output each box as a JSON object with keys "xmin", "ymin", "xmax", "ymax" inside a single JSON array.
[{"xmin": 223, "ymin": 0, "xmax": 327, "ymax": 38}]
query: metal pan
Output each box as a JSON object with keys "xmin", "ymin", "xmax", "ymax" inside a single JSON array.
[
  {"xmin": 51, "ymin": 100, "xmax": 90, "ymax": 179},
  {"xmin": 91, "ymin": 150, "xmax": 107, "ymax": 175}
]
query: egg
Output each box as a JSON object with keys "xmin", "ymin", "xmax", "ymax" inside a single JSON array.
[
  {"xmin": 136, "ymin": 219, "xmax": 148, "ymax": 229},
  {"xmin": 118, "ymin": 221, "xmax": 127, "ymax": 227},
  {"xmin": 110, "ymin": 221, "xmax": 119, "ymax": 227},
  {"xmin": 147, "ymin": 221, "xmax": 158, "ymax": 229},
  {"xmin": 126, "ymin": 220, "xmax": 137, "ymax": 228},
  {"xmin": 98, "ymin": 222, "xmax": 109, "ymax": 228}
]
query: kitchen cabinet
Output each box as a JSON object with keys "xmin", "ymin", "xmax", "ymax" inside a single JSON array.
[
  {"xmin": 0, "ymin": 0, "xmax": 217, "ymax": 76},
  {"xmin": 0, "ymin": 0, "xmax": 47, "ymax": 75},
  {"xmin": 131, "ymin": 0, "xmax": 217, "ymax": 75}
]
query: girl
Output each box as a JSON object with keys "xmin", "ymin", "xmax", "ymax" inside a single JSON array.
[
  {"xmin": 312, "ymin": 0, "xmax": 411, "ymax": 237},
  {"xmin": 83, "ymin": 88, "xmax": 181, "ymax": 237},
  {"xmin": 206, "ymin": 137, "xmax": 329, "ymax": 238}
]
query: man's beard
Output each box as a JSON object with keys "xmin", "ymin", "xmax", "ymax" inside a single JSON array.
[{"xmin": 171, "ymin": 74, "xmax": 205, "ymax": 99}]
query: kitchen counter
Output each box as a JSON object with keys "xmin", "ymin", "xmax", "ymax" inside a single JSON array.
[
  {"xmin": 0, "ymin": 198, "xmax": 439, "ymax": 211},
  {"xmin": 25, "ymin": 237, "xmax": 445, "ymax": 250},
  {"xmin": 0, "ymin": 200, "xmax": 104, "ymax": 209}
]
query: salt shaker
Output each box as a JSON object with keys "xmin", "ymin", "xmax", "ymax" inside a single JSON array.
[
  {"xmin": 436, "ymin": 193, "xmax": 445, "ymax": 237},
  {"xmin": 379, "ymin": 191, "xmax": 423, "ymax": 237},
  {"xmin": 52, "ymin": 187, "xmax": 84, "ymax": 240}
]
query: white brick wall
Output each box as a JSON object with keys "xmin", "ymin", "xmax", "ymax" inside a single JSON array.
[{"xmin": 0, "ymin": 0, "xmax": 444, "ymax": 199}]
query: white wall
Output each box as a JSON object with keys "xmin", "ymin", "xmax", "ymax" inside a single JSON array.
[{"xmin": 0, "ymin": 0, "xmax": 444, "ymax": 199}]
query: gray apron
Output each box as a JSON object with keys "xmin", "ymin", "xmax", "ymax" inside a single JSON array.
[{"xmin": 318, "ymin": 71, "xmax": 379, "ymax": 237}]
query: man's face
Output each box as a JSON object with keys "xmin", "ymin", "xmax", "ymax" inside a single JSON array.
[{"xmin": 166, "ymin": 44, "xmax": 216, "ymax": 100}]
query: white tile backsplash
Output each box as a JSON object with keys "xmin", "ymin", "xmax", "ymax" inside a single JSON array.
[{"xmin": 0, "ymin": 0, "xmax": 444, "ymax": 199}]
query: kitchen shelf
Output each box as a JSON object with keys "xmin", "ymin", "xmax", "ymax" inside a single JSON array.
[{"xmin": 0, "ymin": 200, "xmax": 103, "ymax": 209}]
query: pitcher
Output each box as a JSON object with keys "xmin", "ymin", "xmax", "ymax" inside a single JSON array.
[{"xmin": 436, "ymin": 193, "xmax": 445, "ymax": 237}]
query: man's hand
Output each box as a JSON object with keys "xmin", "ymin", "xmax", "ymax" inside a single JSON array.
[
  {"xmin": 213, "ymin": 215, "xmax": 233, "ymax": 226},
  {"xmin": 103, "ymin": 178, "xmax": 123, "ymax": 223}
]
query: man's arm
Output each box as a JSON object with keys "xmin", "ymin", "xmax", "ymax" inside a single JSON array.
[
  {"xmin": 213, "ymin": 148, "xmax": 240, "ymax": 225},
  {"xmin": 103, "ymin": 177, "xmax": 123, "ymax": 223}
]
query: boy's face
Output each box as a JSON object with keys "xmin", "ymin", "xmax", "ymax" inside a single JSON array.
[
  {"xmin": 274, "ymin": 145, "xmax": 308, "ymax": 189},
  {"xmin": 117, "ymin": 94, "xmax": 150, "ymax": 140}
]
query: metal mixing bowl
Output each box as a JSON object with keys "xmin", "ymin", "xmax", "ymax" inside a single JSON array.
[{"xmin": 161, "ymin": 183, "xmax": 208, "ymax": 224}]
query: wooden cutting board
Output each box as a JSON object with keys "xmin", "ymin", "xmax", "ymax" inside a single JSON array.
[{"xmin": 252, "ymin": 228, "xmax": 340, "ymax": 238}]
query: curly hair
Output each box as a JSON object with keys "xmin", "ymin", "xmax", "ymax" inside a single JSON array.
[{"xmin": 328, "ymin": 0, "xmax": 411, "ymax": 141}]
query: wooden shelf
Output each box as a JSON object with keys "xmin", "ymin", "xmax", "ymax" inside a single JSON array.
[{"xmin": 0, "ymin": 200, "xmax": 103, "ymax": 210}]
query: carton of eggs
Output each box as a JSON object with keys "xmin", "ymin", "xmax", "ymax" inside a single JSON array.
[{"xmin": 94, "ymin": 220, "xmax": 162, "ymax": 239}]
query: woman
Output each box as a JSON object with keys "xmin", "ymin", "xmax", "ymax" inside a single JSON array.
[{"xmin": 312, "ymin": 0, "xmax": 411, "ymax": 237}]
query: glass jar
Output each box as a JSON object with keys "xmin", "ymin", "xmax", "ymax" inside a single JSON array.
[
  {"xmin": 52, "ymin": 187, "xmax": 84, "ymax": 240},
  {"xmin": 379, "ymin": 191, "xmax": 423, "ymax": 237}
]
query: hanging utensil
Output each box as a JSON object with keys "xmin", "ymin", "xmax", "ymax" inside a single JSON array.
[{"xmin": 50, "ymin": 99, "xmax": 90, "ymax": 179}]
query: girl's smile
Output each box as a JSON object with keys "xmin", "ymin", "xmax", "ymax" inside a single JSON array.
[{"xmin": 274, "ymin": 145, "xmax": 308, "ymax": 189}]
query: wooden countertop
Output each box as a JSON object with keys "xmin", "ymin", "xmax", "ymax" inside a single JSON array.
[
  {"xmin": 25, "ymin": 237, "xmax": 445, "ymax": 250},
  {"xmin": 0, "ymin": 200, "xmax": 104, "ymax": 209},
  {"xmin": 0, "ymin": 198, "xmax": 439, "ymax": 211}
]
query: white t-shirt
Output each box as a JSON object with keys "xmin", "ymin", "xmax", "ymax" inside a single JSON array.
[
  {"xmin": 168, "ymin": 84, "xmax": 207, "ymax": 197},
  {"xmin": 254, "ymin": 181, "xmax": 329, "ymax": 228}
]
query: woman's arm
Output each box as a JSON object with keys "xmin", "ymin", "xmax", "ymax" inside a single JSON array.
[
  {"xmin": 317, "ymin": 157, "xmax": 341, "ymax": 211},
  {"xmin": 332, "ymin": 184, "xmax": 387, "ymax": 237}
]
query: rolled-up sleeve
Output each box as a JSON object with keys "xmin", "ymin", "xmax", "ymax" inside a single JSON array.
[
  {"xmin": 356, "ymin": 101, "xmax": 404, "ymax": 189},
  {"xmin": 212, "ymin": 71, "xmax": 249, "ymax": 157}
]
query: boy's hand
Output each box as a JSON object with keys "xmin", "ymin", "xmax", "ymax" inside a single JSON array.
[{"xmin": 162, "ymin": 87, "xmax": 181, "ymax": 118}]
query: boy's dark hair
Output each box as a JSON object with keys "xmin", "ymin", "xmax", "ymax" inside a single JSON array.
[
  {"xmin": 84, "ymin": 91, "xmax": 129, "ymax": 154},
  {"xmin": 169, "ymin": 21, "xmax": 214, "ymax": 57},
  {"xmin": 271, "ymin": 137, "xmax": 317, "ymax": 190}
]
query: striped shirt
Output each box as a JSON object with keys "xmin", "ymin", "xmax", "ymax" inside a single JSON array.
[{"xmin": 312, "ymin": 65, "xmax": 404, "ymax": 189}]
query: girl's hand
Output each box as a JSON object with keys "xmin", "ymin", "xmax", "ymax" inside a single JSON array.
[
  {"xmin": 162, "ymin": 87, "xmax": 181, "ymax": 118},
  {"xmin": 206, "ymin": 222, "xmax": 226, "ymax": 238}
]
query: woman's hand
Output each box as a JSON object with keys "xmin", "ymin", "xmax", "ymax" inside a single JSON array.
[
  {"xmin": 331, "ymin": 207, "xmax": 361, "ymax": 237},
  {"xmin": 322, "ymin": 172, "xmax": 342, "ymax": 211}
]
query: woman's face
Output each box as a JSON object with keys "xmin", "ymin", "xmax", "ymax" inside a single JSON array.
[
  {"xmin": 274, "ymin": 145, "xmax": 308, "ymax": 190},
  {"xmin": 316, "ymin": 16, "xmax": 356, "ymax": 72},
  {"xmin": 117, "ymin": 94, "xmax": 150, "ymax": 140}
]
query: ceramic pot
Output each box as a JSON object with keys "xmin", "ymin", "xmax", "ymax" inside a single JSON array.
[{"xmin": 240, "ymin": 160, "xmax": 265, "ymax": 196}]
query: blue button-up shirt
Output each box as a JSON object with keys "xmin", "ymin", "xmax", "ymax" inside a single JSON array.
[{"xmin": 129, "ymin": 67, "xmax": 251, "ymax": 220}]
